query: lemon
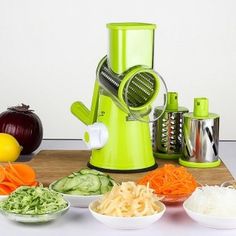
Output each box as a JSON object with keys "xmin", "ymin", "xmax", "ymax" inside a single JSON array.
[{"xmin": 0, "ymin": 133, "xmax": 22, "ymax": 162}]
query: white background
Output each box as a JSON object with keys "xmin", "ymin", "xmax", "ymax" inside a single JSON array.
[{"xmin": 0, "ymin": 0, "xmax": 235, "ymax": 139}]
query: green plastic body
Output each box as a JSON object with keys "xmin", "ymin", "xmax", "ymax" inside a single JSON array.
[
  {"xmin": 72, "ymin": 22, "xmax": 158, "ymax": 171},
  {"xmin": 154, "ymin": 152, "xmax": 183, "ymax": 160},
  {"xmin": 89, "ymin": 93, "xmax": 156, "ymax": 170},
  {"xmin": 90, "ymin": 23, "xmax": 157, "ymax": 171},
  {"xmin": 107, "ymin": 23, "xmax": 156, "ymax": 74},
  {"xmin": 71, "ymin": 80, "xmax": 100, "ymax": 125},
  {"xmin": 179, "ymin": 158, "xmax": 221, "ymax": 168}
]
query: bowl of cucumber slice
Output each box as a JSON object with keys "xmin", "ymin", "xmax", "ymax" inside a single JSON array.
[{"xmin": 49, "ymin": 169, "xmax": 117, "ymax": 208}]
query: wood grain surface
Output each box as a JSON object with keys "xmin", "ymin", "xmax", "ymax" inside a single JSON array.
[{"xmin": 20, "ymin": 150, "xmax": 234, "ymax": 186}]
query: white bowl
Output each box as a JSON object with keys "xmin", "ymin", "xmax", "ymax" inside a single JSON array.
[
  {"xmin": 183, "ymin": 200, "xmax": 236, "ymax": 229},
  {"xmin": 49, "ymin": 182, "xmax": 102, "ymax": 208},
  {"xmin": 89, "ymin": 200, "xmax": 166, "ymax": 230},
  {"xmin": 221, "ymin": 180, "xmax": 236, "ymax": 188},
  {"xmin": 59, "ymin": 192, "xmax": 102, "ymax": 208},
  {"xmin": 0, "ymin": 201, "xmax": 70, "ymax": 223}
]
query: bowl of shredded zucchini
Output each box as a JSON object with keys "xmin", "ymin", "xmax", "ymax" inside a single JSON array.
[
  {"xmin": 0, "ymin": 186, "xmax": 70, "ymax": 223},
  {"xmin": 49, "ymin": 168, "xmax": 116, "ymax": 208}
]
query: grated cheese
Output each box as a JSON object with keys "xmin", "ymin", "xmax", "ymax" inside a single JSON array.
[{"xmin": 93, "ymin": 182, "xmax": 163, "ymax": 217}]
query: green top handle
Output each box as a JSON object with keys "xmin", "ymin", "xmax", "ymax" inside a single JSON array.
[
  {"xmin": 166, "ymin": 92, "xmax": 178, "ymax": 110},
  {"xmin": 193, "ymin": 97, "xmax": 209, "ymax": 117},
  {"xmin": 107, "ymin": 22, "xmax": 156, "ymax": 74},
  {"xmin": 184, "ymin": 97, "xmax": 219, "ymax": 119}
]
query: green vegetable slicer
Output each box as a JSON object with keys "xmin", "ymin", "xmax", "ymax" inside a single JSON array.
[{"xmin": 71, "ymin": 22, "xmax": 167, "ymax": 172}]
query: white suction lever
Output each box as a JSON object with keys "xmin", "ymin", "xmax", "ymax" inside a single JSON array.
[{"xmin": 84, "ymin": 122, "xmax": 109, "ymax": 150}]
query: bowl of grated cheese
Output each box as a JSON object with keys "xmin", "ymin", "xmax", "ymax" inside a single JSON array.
[
  {"xmin": 183, "ymin": 186, "xmax": 236, "ymax": 229},
  {"xmin": 89, "ymin": 182, "xmax": 166, "ymax": 230}
]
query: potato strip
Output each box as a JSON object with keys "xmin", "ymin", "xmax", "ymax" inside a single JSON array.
[{"xmin": 93, "ymin": 182, "xmax": 162, "ymax": 217}]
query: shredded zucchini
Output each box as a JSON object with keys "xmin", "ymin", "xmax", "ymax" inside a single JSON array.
[{"xmin": 0, "ymin": 186, "xmax": 68, "ymax": 215}]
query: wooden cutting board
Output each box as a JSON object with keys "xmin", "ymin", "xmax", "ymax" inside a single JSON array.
[{"xmin": 21, "ymin": 150, "xmax": 235, "ymax": 186}]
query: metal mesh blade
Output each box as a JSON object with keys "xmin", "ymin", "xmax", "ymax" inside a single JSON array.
[{"xmin": 98, "ymin": 61, "xmax": 156, "ymax": 108}]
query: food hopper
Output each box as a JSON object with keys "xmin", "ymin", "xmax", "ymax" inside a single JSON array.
[
  {"xmin": 71, "ymin": 22, "xmax": 167, "ymax": 172},
  {"xmin": 153, "ymin": 92, "xmax": 188, "ymax": 159},
  {"xmin": 179, "ymin": 97, "xmax": 221, "ymax": 168}
]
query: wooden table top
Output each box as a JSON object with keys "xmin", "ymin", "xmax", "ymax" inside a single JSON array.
[{"xmin": 22, "ymin": 150, "xmax": 235, "ymax": 186}]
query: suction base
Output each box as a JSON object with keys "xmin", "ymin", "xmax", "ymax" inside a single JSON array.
[
  {"xmin": 179, "ymin": 158, "xmax": 221, "ymax": 168},
  {"xmin": 87, "ymin": 162, "xmax": 158, "ymax": 173},
  {"xmin": 154, "ymin": 151, "xmax": 183, "ymax": 160}
]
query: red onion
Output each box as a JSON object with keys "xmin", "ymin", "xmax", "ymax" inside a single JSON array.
[{"xmin": 0, "ymin": 104, "xmax": 43, "ymax": 154}]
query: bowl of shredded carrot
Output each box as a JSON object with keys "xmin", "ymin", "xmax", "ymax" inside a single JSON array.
[{"xmin": 138, "ymin": 164, "xmax": 199, "ymax": 204}]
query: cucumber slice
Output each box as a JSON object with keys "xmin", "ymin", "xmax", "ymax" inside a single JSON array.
[
  {"xmin": 80, "ymin": 169, "xmax": 105, "ymax": 176},
  {"xmin": 99, "ymin": 176, "xmax": 110, "ymax": 194},
  {"xmin": 68, "ymin": 172, "xmax": 79, "ymax": 178},
  {"xmin": 63, "ymin": 175, "xmax": 84, "ymax": 192},
  {"xmin": 75, "ymin": 174, "xmax": 101, "ymax": 192},
  {"xmin": 52, "ymin": 177, "xmax": 68, "ymax": 192},
  {"xmin": 72, "ymin": 171, "xmax": 82, "ymax": 176},
  {"xmin": 109, "ymin": 179, "xmax": 117, "ymax": 186}
]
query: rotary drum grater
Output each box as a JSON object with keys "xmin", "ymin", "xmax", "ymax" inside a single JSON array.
[
  {"xmin": 152, "ymin": 92, "xmax": 188, "ymax": 159},
  {"xmin": 179, "ymin": 97, "xmax": 220, "ymax": 168},
  {"xmin": 71, "ymin": 23, "xmax": 167, "ymax": 172}
]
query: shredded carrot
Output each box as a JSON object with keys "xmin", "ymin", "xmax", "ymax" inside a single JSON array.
[
  {"xmin": 6, "ymin": 163, "xmax": 36, "ymax": 184},
  {"xmin": 138, "ymin": 164, "xmax": 198, "ymax": 196},
  {"xmin": 0, "ymin": 163, "xmax": 37, "ymax": 195},
  {"xmin": 0, "ymin": 166, "xmax": 5, "ymax": 182},
  {"xmin": 0, "ymin": 181, "xmax": 18, "ymax": 191},
  {"xmin": 6, "ymin": 162, "xmax": 23, "ymax": 181},
  {"xmin": 5, "ymin": 171, "xmax": 24, "ymax": 186},
  {"xmin": 30, "ymin": 181, "xmax": 38, "ymax": 186},
  {"xmin": 0, "ymin": 184, "xmax": 11, "ymax": 195},
  {"xmin": 0, "ymin": 189, "xmax": 8, "ymax": 195}
]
